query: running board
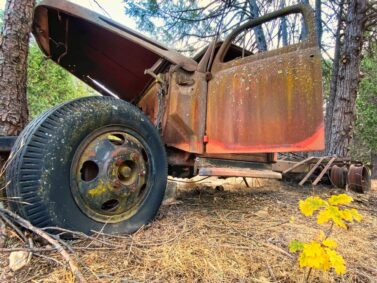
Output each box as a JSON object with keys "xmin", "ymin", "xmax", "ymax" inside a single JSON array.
[
  {"xmin": 195, "ymin": 157, "xmax": 282, "ymax": 179},
  {"xmin": 198, "ymin": 167, "xmax": 282, "ymax": 179}
]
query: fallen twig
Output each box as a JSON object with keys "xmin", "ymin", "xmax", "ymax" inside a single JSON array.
[
  {"xmin": 33, "ymin": 252, "xmax": 65, "ymax": 267},
  {"xmin": 265, "ymin": 259, "xmax": 277, "ymax": 282},
  {"xmin": 0, "ymin": 207, "xmax": 87, "ymax": 283},
  {"xmin": 92, "ymin": 229, "xmax": 189, "ymax": 247},
  {"xmin": 263, "ymin": 242, "xmax": 293, "ymax": 259},
  {"xmin": 0, "ymin": 212, "xmax": 28, "ymax": 244},
  {"xmin": 0, "ymin": 216, "xmax": 5, "ymax": 248},
  {"xmin": 0, "ymin": 247, "xmax": 58, "ymax": 252},
  {"xmin": 43, "ymin": 226, "xmax": 129, "ymax": 249}
]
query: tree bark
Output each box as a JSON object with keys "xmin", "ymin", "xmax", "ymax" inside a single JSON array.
[
  {"xmin": 325, "ymin": 0, "xmax": 345, "ymax": 153},
  {"xmin": 371, "ymin": 152, "xmax": 377, "ymax": 179},
  {"xmin": 0, "ymin": 0, "xmax": 35, "ymax": 136},
  {"xmin": 327, "ymin": 0, "xmax": 367, "ymax": 157}
]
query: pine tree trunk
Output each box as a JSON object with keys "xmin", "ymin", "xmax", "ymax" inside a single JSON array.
[
  {"xmin": 325, "ymin": 0, "xmax": 345, "ymax": 153},
  {"xmin": 371, "ymin": 152, "xmax": 377, "ymax": 179},
  {"xmin": 327, "ymin": 0, "xmax": 367, "ymax": 157},
  {"xmin": 0, "ymin": 0, "xmax": 35, "ymax": 136}
]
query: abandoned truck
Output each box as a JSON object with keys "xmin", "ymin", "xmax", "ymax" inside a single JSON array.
[{"xmin": 3, "ymin": 1, "xmax": 324, "ymax": 234}]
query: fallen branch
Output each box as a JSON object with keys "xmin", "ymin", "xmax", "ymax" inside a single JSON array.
[
  {"xmin": 262, "ymin": 242, "xmax": 294, "ymax": 259},
  {"xmin": 44, "ymin": 225, "xmax": 189, "ymax": 248},
  {"xmin": 43, "ymin": 226, "xmax": 128, "ymax": 248},
  {"xmin": 0, "ymin": 212, "xmax": 28, "ymax": 244},
  {"xmin": 0, "ymin": 217, "xmax": 5, "ymax": 248},
  {"xmin": 0, "ymin": 207, "xmax": 87, "ymax": 283},
  {"xmin": 0, "ymin": 247, "xmax": 58, "ymax": 252}
]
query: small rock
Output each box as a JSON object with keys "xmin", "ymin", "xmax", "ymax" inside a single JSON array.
[{"xmin": 9, "ymin": 251, "xmax": 30, "ymax": 272}]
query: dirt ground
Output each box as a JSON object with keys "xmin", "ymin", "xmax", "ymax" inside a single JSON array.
[{"xmin": 1, "ymin": 178, "xmax": 376, "ymax": 283}]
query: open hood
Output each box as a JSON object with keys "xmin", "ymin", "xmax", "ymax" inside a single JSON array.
[{"xmin": 32, "ymin": 0, "xmax": 198, "ymax": 100}]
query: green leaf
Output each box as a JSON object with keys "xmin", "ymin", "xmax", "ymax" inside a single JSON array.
[{"xmin": 289, "ymin": 240, "xmax": 304, "ymax": 253}]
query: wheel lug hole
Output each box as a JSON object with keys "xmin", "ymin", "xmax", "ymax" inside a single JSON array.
[
  {"xmin": 80, "ymin": 160, "xmax": 99, "ymax": 182},
  {"xmin": 108, "ymin": 134, "xmax": 125, "ymax": 146},
  {"xmin": 101, "ymin": 199, "xmax": 120, "ymax": 212}
]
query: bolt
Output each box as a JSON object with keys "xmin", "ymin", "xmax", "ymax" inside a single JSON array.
[
  {"xmin": 131, "ymin": 153, "xmax": 139, "ymax": 161},
  {"xmin": 128, "ymin": 185, "xmax": 137, "ymax": 193},
  {"xmin": 119, "ymin": 165, "xmax": 132, "ymax": 179},
  {"xmin": 115, "ymin": 157, "xmax": 124, "ymax": 166}
]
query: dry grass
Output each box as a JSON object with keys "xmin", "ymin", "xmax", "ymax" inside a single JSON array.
[{"xmin": 1, "ymin": 178, "xmax": 376, "ymax": 282}]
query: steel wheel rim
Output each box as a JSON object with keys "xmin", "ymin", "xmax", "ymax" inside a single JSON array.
[{"xmin": 70, "ymin": 126, "xmax": 150, "ymax": 223}]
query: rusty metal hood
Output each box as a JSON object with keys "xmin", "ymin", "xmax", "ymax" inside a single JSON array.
[{"xmin": 32, "ymin": 0, "xmax": 197, "ymax": 100}]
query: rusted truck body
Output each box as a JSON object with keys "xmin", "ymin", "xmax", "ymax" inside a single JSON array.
[
  {"xmin": 33, "ymin": 0, "xmax": 323, "ymax": 157},
  {"xmin": 4, "ymin": 1, "xmax": 324, "ymax": 234}
]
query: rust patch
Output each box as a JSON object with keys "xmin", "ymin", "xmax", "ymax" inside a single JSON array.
[
  {"xmin": 161, "ymin": 69, "xmax": 208, "ymax": 154},
  {"xmin": 206, "ymin": 46, "xmax": 324, "ymax": 154}
]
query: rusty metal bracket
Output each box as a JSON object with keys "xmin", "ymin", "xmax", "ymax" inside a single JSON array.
[{"xmin": 144, "ymin": 69, "xmax": 168, "ymax": 134}]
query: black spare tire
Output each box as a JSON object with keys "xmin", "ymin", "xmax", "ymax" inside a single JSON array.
[{"xmin": 6, "ymin": 97, "xmax": 167, "ymax": 235}]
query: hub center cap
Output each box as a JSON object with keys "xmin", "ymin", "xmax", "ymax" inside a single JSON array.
[{"xmin": 71, "ymin": 129, "xmax": 149, "ymax": 223}]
